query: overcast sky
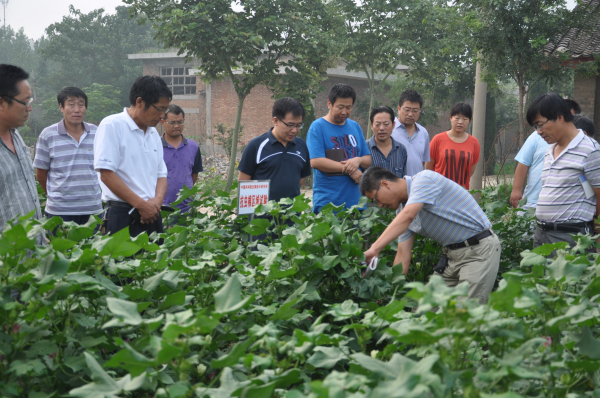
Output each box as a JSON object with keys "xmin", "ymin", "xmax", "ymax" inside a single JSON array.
[{"xmin": 6, "ymin": 0, "xmax": 580, "ymax": 41}]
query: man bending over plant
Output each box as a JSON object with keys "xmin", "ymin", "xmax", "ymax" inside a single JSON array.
[{"xmin": 362, "ymin": 167, "xmax": 501, "ymax": 304}]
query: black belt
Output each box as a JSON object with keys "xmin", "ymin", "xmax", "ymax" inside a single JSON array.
[
  {"xmin": 106, "ymin": 201, "xmax": 133, "ymax": 210},
  {"xmin": 446, "ymin": 229, "xmax": 494, "ymax": 250},
  {"xmin": 536, "ymin": 220, "xmax": 592, "ymax": 233}
]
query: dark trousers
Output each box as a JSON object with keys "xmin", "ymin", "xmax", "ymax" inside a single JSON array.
[
  {"xmin": 103, "ymin": 205, "xmax": 163, "ymax": 238},
  {"xmin": 45, "ymin": 212, "xmax": 100, "ymax": 235}
]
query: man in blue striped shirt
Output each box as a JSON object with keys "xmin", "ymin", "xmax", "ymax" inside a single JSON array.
[
  {"xmin": 362, "ymin": 167, "xmax": 501, "ymax": 304},
  {"xmin": 367, "ymin": 106, "xmax": 407, "ymax": 178},
  {"xmin": 527, "ymin": 94, "xmax": 600, "ymax": 249}
]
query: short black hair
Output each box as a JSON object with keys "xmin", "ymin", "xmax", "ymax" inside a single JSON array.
[
  {"xmin": 564, "ymin": 98, "xmax": 581, "ymax": 115},
  {"xmin": 57, "ymin": 87, "xmax": 88, "ymax": 108},
  {"xmin": 370, "ymin": 106, "xmax": 395, "ymax": 124},
  {"xmin": 272, "ymin": 97, "xmax": 305, "ymax": 120},
  {"xmin": 526, "ymin": 93, "xmax": 574, "ymax": 126},
  {"xmin": 573, "ymin": 114, "xmax": 595, "ymax": 138},
  {"xmin": 398, "ymin": 89, "xmax": 423, "ymax": 108},
  {"xmin": 129, "ymin": 75, "xmax": 172, "ymax": 110},
  {"xmin": 0, "ymin": 64, "xmax": 29, "ymax": 105},
  {"xmin": 359, "ymin": 166, "xmax": 400, "ymax": 195},
  {"xmin": 450, "ymin": 102, "xmax": 473, "ymax": 120},
  {"xmin": 328, "ymin": 83, "xmax": 356, "ymax": 105},
  {"xmin": 164, "ymin": 104, "xmax": 185, "ymax": 119}
]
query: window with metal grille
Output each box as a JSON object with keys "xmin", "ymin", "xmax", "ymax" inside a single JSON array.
[{"xmin": 160, "ymin": 67, "xmax": 197, "ymax": 95}]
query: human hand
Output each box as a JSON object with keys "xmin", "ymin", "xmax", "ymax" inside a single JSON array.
[
  {"xmin": 349, "ymin": 169, "xmax": 362, "ymax": 184},
  {"xmin": 509, "ymin": 189, "xmax": 522, "ymax": 209},
  {"xmin": 341, "ymin": 157, "xmax": 361, "ymax": 175},
  {"xmin": 364, "ymin": 247, "xmax": 379, "ymax": 267},
  {"xmin": 137, "ymin": 199, "xmax": 160, "ymax": 224}
]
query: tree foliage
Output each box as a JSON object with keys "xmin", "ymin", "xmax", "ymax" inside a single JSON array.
[
  {"xmin": 460, "ymin": 0, "xmax": 593, "ymax": 146},
  {"xmin": 126, "ymin": 0, "xmax": 339, "ymax": 188},
  {"xmin": 37, "ymin": 5, "xmax": 155, "ymax": 107}
]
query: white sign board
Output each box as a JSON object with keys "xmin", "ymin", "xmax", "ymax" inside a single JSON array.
[{"xmin": 238, "ymin": 180, "xmax": 270, "ymax": 215}]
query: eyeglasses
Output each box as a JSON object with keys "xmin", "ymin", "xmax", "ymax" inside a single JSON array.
[
  {"xmin": 534, "ymin": 119, "xmax": 551, "ymax": 131},
  {"xmin": 371, "ymin": 183, "xmax": 381, "ymax": 204},
  {"xmin": 279, "ymin": 120, "xmax": 304, "ymax": 129},
  {"xmin": 400, "ymin": 108, "xmax": 422, "ymax": 114},
  {"xmin": 165, "ymin": 120, "xmax": 185, "ymax": 126},
  {"xmin": 151, "ymin": 104, "xmax": 168, "ymax": 113},
  {"xmin": 5, "ymin": 96, "xmax": 33, "ymax": 107}
]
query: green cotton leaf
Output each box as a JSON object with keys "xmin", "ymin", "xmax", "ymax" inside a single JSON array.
[
  {"xmin": 243, "ymin": 219, "xmax": 271, "ymax": 236},
  {"xmin": 50, "ymin": 237, "xmax": 77, "ymax": 252},
  {"xmin": 35, "ymin": 257, "xmax": 69, "ymax": 280},
  {"xmin": 0, "ymin": 223, "xmax": 36, "ymax": 255},
  {"xmin": 25, "ymin": 340, "xmax": 59, "ymax": 358},
  {"xmin": 317, "ymin": 255, "xmax": 339, "ymax": 271},
  {"xmin": 8, "ymin": 359, "xmax": 46, "ymax": 376},
  {"xmin": 143, "ymin": 271, "xmax": 167, "ymax": 292},
  {"xmin": 548, "ymin": 255, "xmax": 587, "ymax": 282},
  {"xmin": 281, "ymin": 234, "xmax": 299, "ymax": 251},
  {"xmin": 92, "ymin": 228, "xmax": 141, "ymax": 258},
  {"xmin": 532, "ymin": 241, "xmax": 569, "ymax": 256},
  {"xmin": 572, "ymin": 233, "xmax": 596, "ymax": 253},
  {"xmin": 105, "ymin": 298, "xmax": 143, "ymax": 326},
  {"xmin": 269, "ymin": 299, "xmax": 300, "ymax": 321},
  {"xmin": 213, "ymin": 274, "xmax": 255, "ymax": 314},
  {"xmin": 104, "ymin": 344, "xmax": 154, "ymax": 377},
  {"xmin": 576, "ymin": 326, "xmax": 600, "ymax": 359},
  {"xmin": 211, "ymin": 338, "xmax": 253, "ymax": 369},
  {"xmin": 159, "ymin": 291, "xmax": 186, "ymax": 310},
  {"xmin": 265, "ymin": 263, "xmax": 297, "ymax": 283},
  {"xmin": 327, "ymin": 300, "xmax": 362, "ymax": 321},
  {"xmin": 480, "ymin": 393, "xmax": 525, "ymax": 398},
  {"xmin": 42, "ymin": 216, "xmax": 63, "ymax": 232},
  {"xmin": 289, "ymin": 195, "xmax": 310, "ymax": 213},
  {"xmin": 69, "ymin": 352, "xmax": 146, "ymax": 397},
  {"xmin": 547, "ymin": 302, "xmax": 587, "ymax": 327},
  {"xmin": 310, "ymin": 222, "xmax": 331, "ymax": 240},
  {"xmin": 306, "ymin": 346, "xmax": 348, "ymax": 369},
  {"xmin": 239, "ymin": 381, "xmax": 277, "ymax": 398},
  {"xmin": 519, "ymin": 251, "xmax": 546, "ymax": 267},
  {"xmin": 351, "ymin": 353, "xmax": 414, "ymax": 380},
  {"xmin": 376, "ymin": 300, "xmax": 407, "ymax": 321},
  {"xmin": 167, "ymin": 381, "xmax": 191, "ymax": 398}
]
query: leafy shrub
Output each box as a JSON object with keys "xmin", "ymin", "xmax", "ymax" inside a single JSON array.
[{"xmin": 0, "ymin": 182, "xmax": 597, "ymax": 397}]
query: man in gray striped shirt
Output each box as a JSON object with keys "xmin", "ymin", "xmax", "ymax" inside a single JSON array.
[
  {"xmin": 0, "ymin": 64, "xmax": 44, "ymax": 244},
  {"xmin": 34, "ymin": 87, "xmax": 102, "ymax": 225},
  {"xmin": 527, "ymin": 93, "xmax": 600, "ymax": 249}
]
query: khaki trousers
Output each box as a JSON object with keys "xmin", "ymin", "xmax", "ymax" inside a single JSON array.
[{"xmin": 435, "ymin": 234, "xmax": 502, "ymax": 304}]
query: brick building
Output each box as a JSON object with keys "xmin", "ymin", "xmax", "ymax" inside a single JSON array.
[
  {"xmin": 128, "ymin": 51, "xmax": 407, "ymax": 158},
  {"xmin": 545, "ymin": 0, "xmax": 600, "ymax": 128}
]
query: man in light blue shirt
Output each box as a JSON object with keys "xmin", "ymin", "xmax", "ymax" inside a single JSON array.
[
  {"xmin": 391, "ymin": 89, "xmax": 430, "ymax": 177},
  {"xmin": 362, "ymin": 167, "xmax": 501, "ymax": 304},
  {"xmin": 510, "ymin": 132, "xmax": 549, "ymax": 210}
]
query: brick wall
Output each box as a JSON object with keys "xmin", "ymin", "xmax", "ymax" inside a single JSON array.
[{"xmin": 573, "ymin": 72, "xmax": 598, "ymax": 127}]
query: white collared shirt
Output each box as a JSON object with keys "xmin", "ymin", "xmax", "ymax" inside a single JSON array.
[
  {"xmin": 94, "ymin": 108, "xmax": 168, "ymax": 203},
  {"xmin": 391, "ymin": 117, "xmax": 430, "ymax": 176}
]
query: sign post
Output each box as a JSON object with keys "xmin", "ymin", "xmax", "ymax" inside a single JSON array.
[{"xmin": 238, "ymin": 180, "xmax": 270, "ymax": 242}]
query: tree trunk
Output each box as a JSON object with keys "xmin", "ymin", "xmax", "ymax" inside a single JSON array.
[
  {"xmin": 226, "ymin": 94, "xmax": 246, "ymax": 188},
  {"xmin": 518, "ymin": 84, "xmax": 526, "ymax": 148},
  {"xmin": 366, "ymin": 78, "xmax": 375, "ymax": 139}
]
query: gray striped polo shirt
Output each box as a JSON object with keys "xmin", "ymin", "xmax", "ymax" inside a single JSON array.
[
  {"xmin": 0, "ymin": 129, "xmax": 43, "ymax": 236},
  {"xmin": 33, "ymin": 120, "xmax": 102, "ymax": 215},
  {"xmin": 536, "ymin": 130, "xmax": 600, "ymax": 222}
]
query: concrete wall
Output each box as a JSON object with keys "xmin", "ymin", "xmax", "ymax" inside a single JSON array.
[{"xmin": 573, "ymin": 72, "xmax": 600, "ymax": 129}]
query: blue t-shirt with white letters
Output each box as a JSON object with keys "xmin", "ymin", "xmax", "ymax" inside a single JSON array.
[{"xmin": 306, "ymin": 117, "xmax": 370, "ymax": 212}]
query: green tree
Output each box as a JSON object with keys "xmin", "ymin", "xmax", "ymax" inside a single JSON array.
[
  {"xmin": 83, "ymin": 84, "xmax": 123, "ymax": 125},
  {"xmin": 126, "ymin": 0, "xmax": 339, "ymax": 188},
  {"xmin": 0, "ymin": 26, "xmax": 39, "ymax": 71},
  {"xmin": 461, "ymin": 0, "xmax": 593, "ymax": 146},
  {"xmin": 336, "ymin": 0, "xmax": 469, "ymax": 138},
  {"xmin": 37, "ymin": 6, "xmax": 156, "ymax": 107}
]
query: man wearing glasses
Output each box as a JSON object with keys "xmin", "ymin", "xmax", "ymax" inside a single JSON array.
[
  {"xmin": 361, "ymin": 166, "xmax": 501, "ymax": 304},
  {"xmin": 526, "ymin": 93, "xmax": 600, "ymax": 249},
  {"xmin": 160, "ymin": 105, "xmax": 203, "ymax": 216},
  {"xmin": 0, "ymin": 64, "xmax": 44, "ymax": 243},
  {"xmin": 391, "ymin": 90, "xmax": 430, "ymax": 177},
  {"xmin": 238, "ymin": 97, "xmax": 311, "ymax": 205},
  {"xmin": 94, "ymin": 76, "xmax": 172, "ymax": 237}
]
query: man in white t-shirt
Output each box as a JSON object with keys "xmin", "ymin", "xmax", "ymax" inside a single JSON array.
[{"xmin": 94, "ymin": 76, "xmax": 172, "ymax": 237}]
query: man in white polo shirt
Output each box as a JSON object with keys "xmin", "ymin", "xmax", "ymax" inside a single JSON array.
[
  {"xmin": 94, "ymin": 76, "xmax": 172, "ymax": 237},
  {"xmin": 527, "ymin": 93, "xmax": 600, "ymax": 249}
]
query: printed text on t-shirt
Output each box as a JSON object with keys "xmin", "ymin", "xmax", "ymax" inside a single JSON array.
[
  {"xmin": 330, "ymin": 135, "xmax": 359, "ymax": 160},
  {"xmin": 444, "ymin": 149, "xmax": 471, "ymax": 186}
]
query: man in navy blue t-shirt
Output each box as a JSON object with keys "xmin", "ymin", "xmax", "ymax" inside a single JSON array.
[
  {"xmin": 238, "ymin": 97, "xmax": 311, "ymax": 203},
  {"xmin": 307, "ymin": 84, "xmax": 371, "ymax": 212}
]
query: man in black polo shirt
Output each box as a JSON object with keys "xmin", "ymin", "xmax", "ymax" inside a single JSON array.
[{"xmin": 238, "ymin": 97, "xmax": 311, "ymax": 204}]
